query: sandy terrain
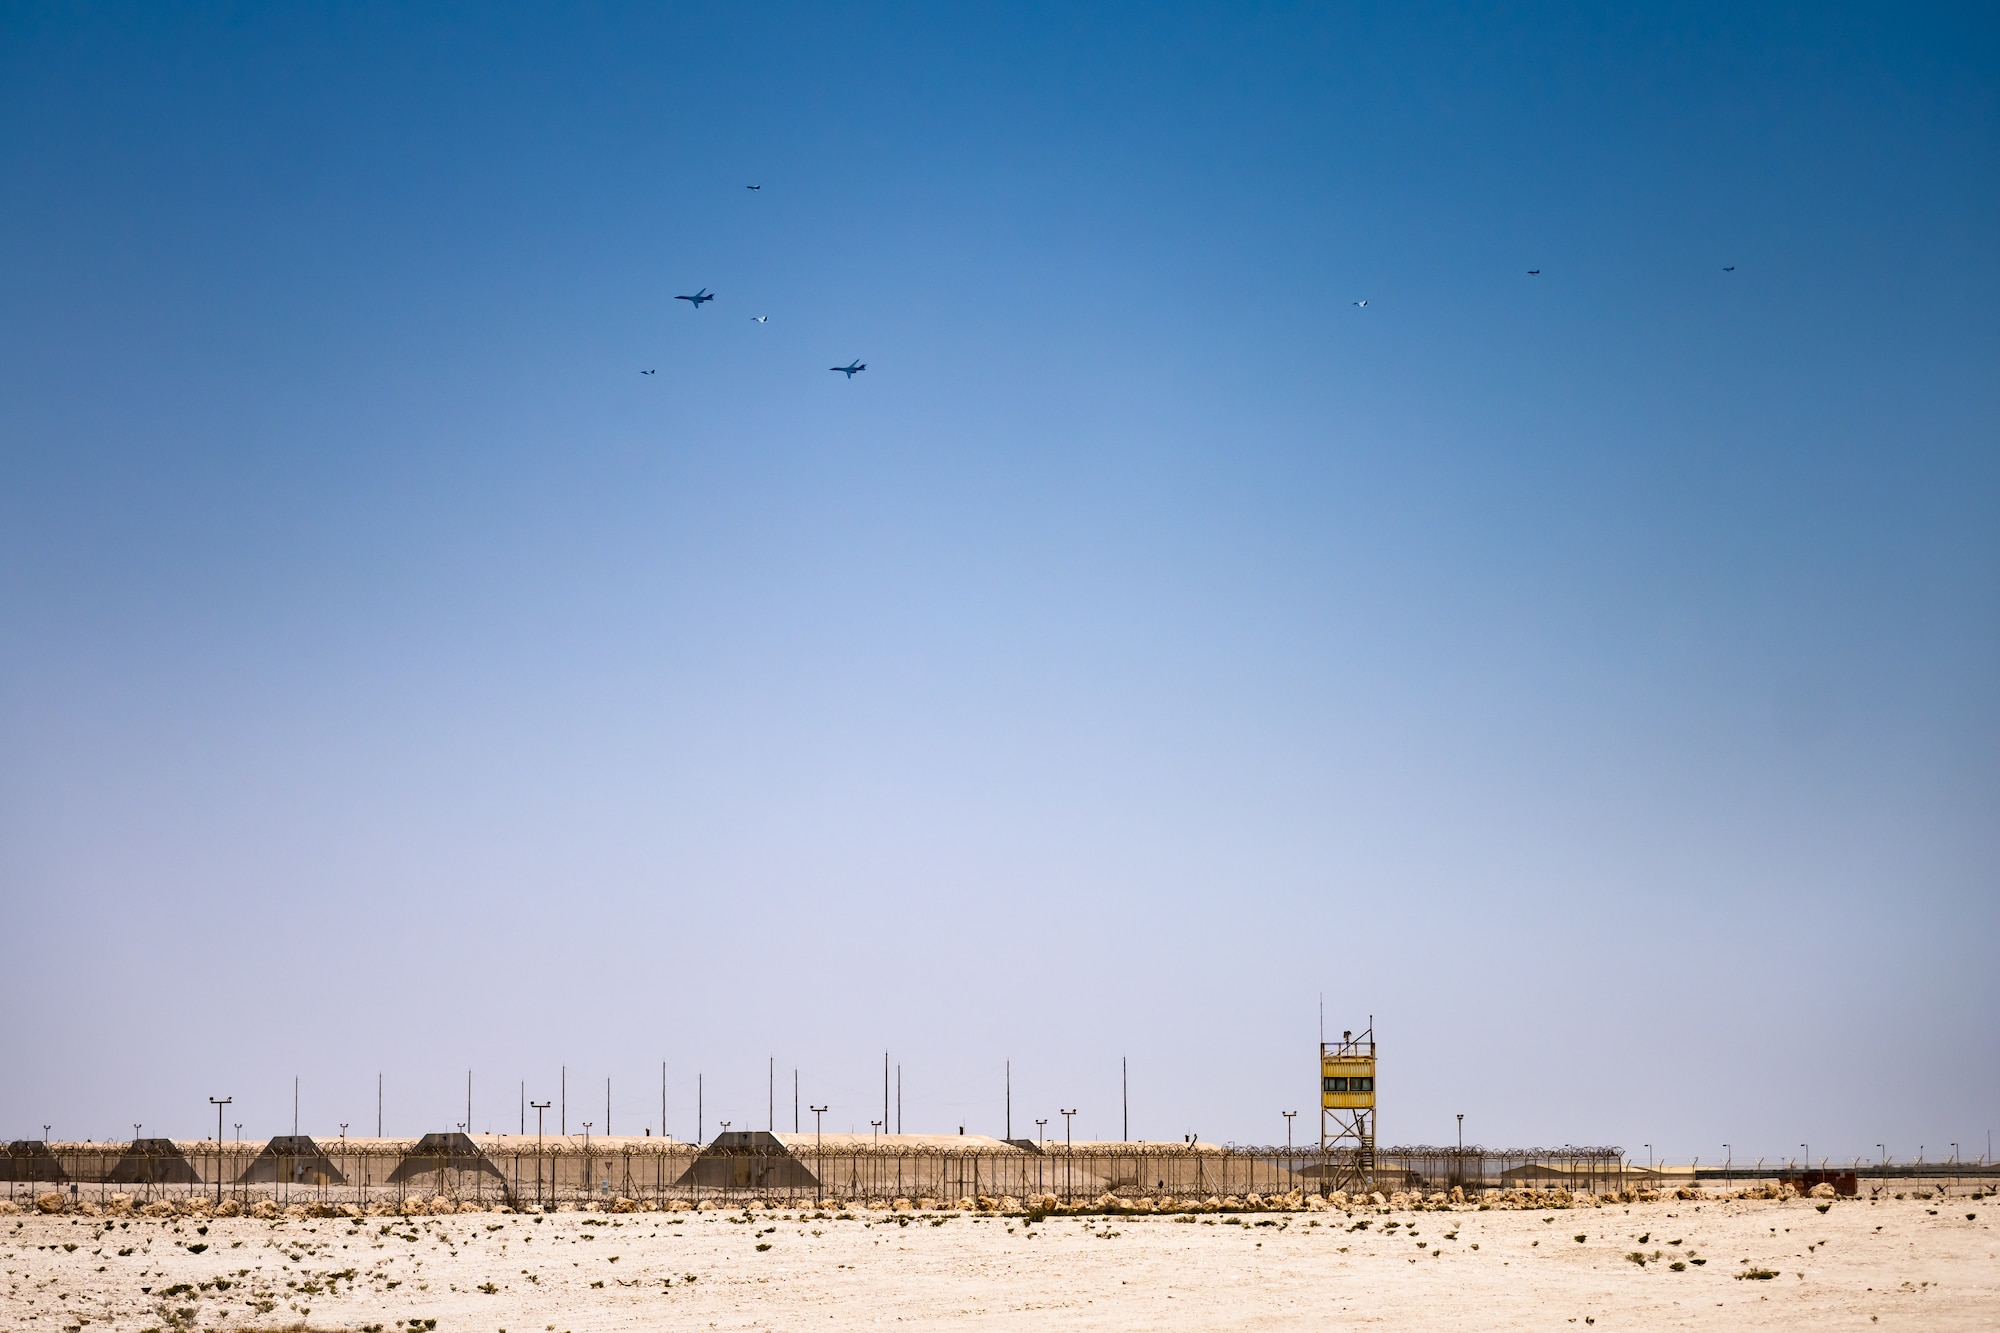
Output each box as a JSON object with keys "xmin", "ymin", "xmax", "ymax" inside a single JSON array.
[{"xmin": 3, "ymin": 1196, "xmax": 1993, "ymax": 1331}]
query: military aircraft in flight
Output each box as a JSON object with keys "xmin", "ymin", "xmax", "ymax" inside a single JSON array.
[
  {"xmin": 676, "ymin": 289, "xmax": 715, "ymax": 308},
  {"xmin": 829, "ymin": 360, "xmax": 866, "ymax": 378}
]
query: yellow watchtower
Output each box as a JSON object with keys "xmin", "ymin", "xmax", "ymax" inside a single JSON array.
[{"xmin": 1319, "ymin": 1022, "xmax": 1375, "ymax": 1189}]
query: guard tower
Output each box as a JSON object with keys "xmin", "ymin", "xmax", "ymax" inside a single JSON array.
[{"xmin": 1320, "ymin": 1020, "xmax": 1376, "ymax": 1191}]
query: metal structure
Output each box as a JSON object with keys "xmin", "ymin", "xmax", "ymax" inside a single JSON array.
[{"xmin": 1319, "ymin": 1020, "xmax": 1376, "ymax": 1190}]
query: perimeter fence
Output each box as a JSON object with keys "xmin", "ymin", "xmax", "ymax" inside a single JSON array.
[{"xmin": 3, "ymin": 1137, "xmax": 1645, "ymax": 1211}]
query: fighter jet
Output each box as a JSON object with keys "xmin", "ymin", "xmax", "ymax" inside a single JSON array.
[
  {"xmin": 676, "ymin": 289, "xmax": 715, "ymax": 308},
  {"xmin": 641, "ymin": 369, "xmax": 655, "ymax": 375},
  {"xmin": 750, "ymin": 315, "xmax": 769, "ymax": 323},
  {"xmin": 829, "ymin": 360, "xmax": 866, "ymax": 378},
  {"xmin": 746, "ymin": 184, "xmax": 761, "ymax": 191},
  {"xmin": 1527, "ymin": 269, "xmax": 1541, "ymax": 276}
]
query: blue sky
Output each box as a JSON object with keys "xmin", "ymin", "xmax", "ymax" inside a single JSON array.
[{"xmin": 2, "ymin": 2, "xmax": 1995, "ymax": 1162}]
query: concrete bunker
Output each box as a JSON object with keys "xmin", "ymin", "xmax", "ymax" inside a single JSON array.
[
  {"xmin": 107, "ymin": 1139, "xmax": 200, "ymax": 1185},
  {"xmin": 389, "ymin": 1132, "xmax": 507, "ymax": 1192},
  {"xmin": 236, "ymin": 1135, "xmax": 346, "ymax": 1186},
  {"xmin": 0, "ymin": 1142, "xmax": 64, "ymax": 1183}
]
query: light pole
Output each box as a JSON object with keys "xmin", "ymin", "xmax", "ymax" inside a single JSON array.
[
  {"xmin": 530, "ymin": 1101, "xmax": 550, "ymax": 1207},
  {"xmin": 1456, "ymin": 1113, "xmax": 1464, "ymax": 1189},
  {"xmin": 810, "ymin": 1107, "xmax": 829, "ymax": 1206},
  {"xmin": 1061, "ymin": 1109, "xmax": 1076, "ymax": 1201},
  {"xmin": 209, "ymin": 1098, "xmax": 232, "ymax": 1205}
]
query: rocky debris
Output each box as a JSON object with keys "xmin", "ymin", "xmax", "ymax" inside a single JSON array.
[
  {"xmin": 35, "ymin": 1192, "xmax": 66, "ymax": 1214},
  {"xmin": 611, "ymin": 1197, "xmax": 637, "ymax": 1213},
  {"xmin": 1809, "ymin": 1183, "xmax": 1837, "ymax": 1199},
  {"xmin": 252, "ymin": 1199, "xmax": 281, "ymax": 1219},
  {"xmin": 140, "ymin": 1200, "xmax": 175, "ymax": 1218},
  {"xmin": 0, "ymin": 1200, "xmax": 21, "ymax": 1215},
  {"xmin": 214, "ymin": 1199, "xmax": 243, "ymax": 1217}
]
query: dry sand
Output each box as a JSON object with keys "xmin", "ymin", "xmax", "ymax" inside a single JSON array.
[{"xmin": 3, "ymin": 1196, "xmax": 1992, "ymax": 1331}]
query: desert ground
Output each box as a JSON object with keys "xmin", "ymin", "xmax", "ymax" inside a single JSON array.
[{"xmin": 3, "ymin": 1195, "xmax": 1993, "ymax": 1332}]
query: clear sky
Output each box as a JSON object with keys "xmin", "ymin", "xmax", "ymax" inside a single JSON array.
[{"xmin": 2, "ymin": 2, "xmax": 1995, "ymax": 1163}]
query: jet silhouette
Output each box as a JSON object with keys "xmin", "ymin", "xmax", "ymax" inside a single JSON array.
[
  {"xmin": 676, "ymin": 289, "xmax": 715, "ymax": 308},
  {"xmin": 830, "ymin": 360, "xmax": 866, "ymax": 378}
]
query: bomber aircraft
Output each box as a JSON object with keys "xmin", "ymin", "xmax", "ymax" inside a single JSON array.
[
  {"xmin": 676, "ymin": 289, "xmax": 715, "ymax": 308},
  {"xmin": 829, "ymin": 360, "xmax": 866, "ymax": 378}
]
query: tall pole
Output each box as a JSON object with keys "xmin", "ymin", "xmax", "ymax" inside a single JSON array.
[
  {"xmin": 377, "ymin": 1073, "xmax": 382, "ymax": 1137},
  {"xmin": 1122, "ymin": 1057, "xmax": 1128, "ymax": 1142},
  {"xmin": 698, "ymin": 1073, "xmax": 703, "ymax": 1142},
  {"xmin": 794, "ymin": 1069, "xmax": 799, "ymax": 1133},
  {"xmin": 209, "ymin": 1097, "xmax": 232, "ymax": 1205},
  {"xmin": 530, "ymin": 1102, "xmax": 549, "ymax": 1207},
  {"xmin": 467, "ymin": 1071, "xmax": 472, "ymax": 1138},
  {"xmin": 883, "ymin": 1052, "xmax": 889, "ymax": 1138},
  {"xmin": 896, "ymin": 1065, "xmax": 901, "ymax": 1134},
  {"xmin": 1061, "ymin": 1108, "xmax": 1076, "ymax": 1199},
  {"xmin": 606, "ymin": 1077, "xmax": 611, "ymax": 1137},
  {"xmin": 811, "ymin": 1106, "xmax": 828, "ymax": 1205},
  {"xmin": 1005, "ymin": 1061, "xmax": 1011, "ymax": 1140}
]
